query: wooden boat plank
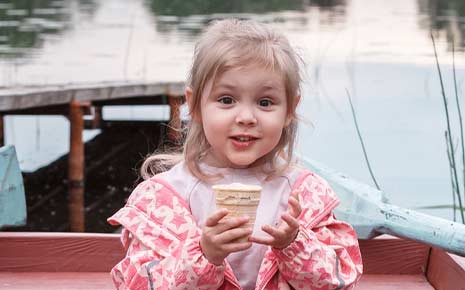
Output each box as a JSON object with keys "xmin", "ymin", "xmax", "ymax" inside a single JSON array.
[
  {"xmin": 0, "ymin": 232, "xmax": 123, "ymax": 272},
  {"xmin": 427, "ymin": 247, "xmax": 465, "ymax": 290},
  {"xmin": 0, "ymin": 272, "xmax": 113, "ymax": 290},
  {"xmin": 0, "ymin": 233, "xmax": 432, "ymax": 274},
  {"xmin": 2, "ymin": 233, "xmax": 465, "ymax": 289},
  {"xmin": 359, "ymin": 235, "xmax": 430, "ymax": 274},
  {"xmin": 0, "ymin": 273, "xmax": 436, "ymax": 290},
  {"xmin": 357, "ymin": 274, "xmax": 435, "ymax": 290}
]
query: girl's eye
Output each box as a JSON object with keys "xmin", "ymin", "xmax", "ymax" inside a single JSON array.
[
  {"xmin": 218, "ymin": 96, "xmax": 234, "ymax": 105},
  {"xmin": 259, "ymin": 99, "xmax": 273, "ymax": 107}
]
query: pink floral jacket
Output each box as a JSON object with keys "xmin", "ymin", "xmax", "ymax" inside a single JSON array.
[{"xmin": 108, "ymin": 170, "xmax": 363, "ymax": 290}]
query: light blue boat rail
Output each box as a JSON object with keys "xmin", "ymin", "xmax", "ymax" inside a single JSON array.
[
  {"xmin": 300, "ymin": 155, "xmax": 465, "ymax": 257},
  {"xmin": 0, "ymin": 145, "xmax": 27, "ymax": 229}
]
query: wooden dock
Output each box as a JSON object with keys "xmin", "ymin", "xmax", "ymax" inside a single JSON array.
[
  {"xmin": 0, "ymin": 81, "xmax": 185, "ymax": 232},
  {"xmin": 0, "ymin": 82, "xmax": 185, "ymax": 112}
]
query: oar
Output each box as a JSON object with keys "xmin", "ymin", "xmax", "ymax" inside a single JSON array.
[{"xmin": 299, "ymin": 156, "xmax": 465, "ymax": 257}]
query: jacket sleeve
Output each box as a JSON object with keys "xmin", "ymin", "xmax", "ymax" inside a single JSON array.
[
  {"xmin": 271, "ymin": 172, "xmax": 363, "ymax": 290},
  {"xmin": 108, "ymin": 179, "xmax": 225, "ymax": 290}
]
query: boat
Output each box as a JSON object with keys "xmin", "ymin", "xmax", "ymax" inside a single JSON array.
[
  {"xmin": 1, "ymin": 145, "xmax": 465, "ymax": 289},
  {"xmin": 300, "ymin": 156, "xmax": 465, "ymax": 257},
  {"xmin": 1, "ymin": 231, "xmax": 464, "ymax": 289}
]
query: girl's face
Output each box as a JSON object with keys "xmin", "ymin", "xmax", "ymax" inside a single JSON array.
[{"xmin": 193, "ymin": 65, "xmax": 291, "ymax": 168}]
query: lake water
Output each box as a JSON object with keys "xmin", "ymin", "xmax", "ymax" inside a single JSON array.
[{"xmin": 1, "ymin": 0, "xmax": 465, "ymax": 220}]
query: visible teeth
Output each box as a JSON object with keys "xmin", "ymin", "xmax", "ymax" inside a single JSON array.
[{"xmin": 237, "ymin": 137, "xmax": 251, "ymax": 142}]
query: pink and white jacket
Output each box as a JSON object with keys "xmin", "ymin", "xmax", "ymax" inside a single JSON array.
[{"xmin": 108, "ymin": 170, "xmax": 363, "ymax": 290}]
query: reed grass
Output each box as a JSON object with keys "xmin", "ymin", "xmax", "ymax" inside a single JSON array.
[
  {"xmin": 452, "ymin": 41, "xmax": 465, "ymax": 219},
  {"xmin": 345, "ymin": 88, "xmax": 381, "ymax": 190},
  {"xmin": 414, "ymin": 204, "xmax": 465, "ymax": 212},
  {"xmin": 446, "ymin": 131, "xmax": 458, "ymax": 221},
  {"xmin": 431, "ymin": 32, "xmax": 465, "ymax": 223}
]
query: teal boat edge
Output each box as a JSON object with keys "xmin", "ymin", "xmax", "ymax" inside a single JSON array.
[
  {"xmin": 0, "ymin": 145, "xmax": 27, "ymax": 229},
  {"xmin": 299, "ymin": 155, "xmax": 465, "ymax": 257}
]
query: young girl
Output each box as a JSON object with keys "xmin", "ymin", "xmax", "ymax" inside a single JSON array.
[{"xmin": 108, "ymin": 19, "xmax": 363, "ymax": 290}]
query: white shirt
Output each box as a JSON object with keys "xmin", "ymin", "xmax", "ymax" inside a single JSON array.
[{"xmin": 158, "ymin": 161, "xmax": 302, "ymax": 290}]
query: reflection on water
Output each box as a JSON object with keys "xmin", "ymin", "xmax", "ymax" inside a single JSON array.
[
  {"xmin": 1, "ymin": 0, "xmax": 465, "ymax": 220},
  {"xmin": 147, "ymin": 0, "xmax": 308, "ymax": 16},
  {"xmin": 421, "ymin": 0, "xmax": 465, "ymax": 51},
  {"xmin": 0, "ymin": 0, "xmax": 462, "ymax": 63},
  {"xmin": 0, "ymin": 0, "xmax": 96, "ymax": 59},
  {"xmin": 147, "ymin": 0, "xmax": 346, "ymax": 37}
]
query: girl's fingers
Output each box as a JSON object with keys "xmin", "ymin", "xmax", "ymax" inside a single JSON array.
[
  {"xmin": 205, "ymin": 208, "xmax": 230, "ymax": 227},
  {"xmin": 249, "ymin": 235, "xmax": 274, "ymax": 245},
  {"xmin": 206, "ymin": 211, "xmax": 250, "ymax": 237},
  {"xmin": 217, "ymin": 215, "xmax": 250, "ymax": 232},
  {"xmin": 223, "ymin": 241, "xmax": 253, "ymax": 253},
  {"xmin": 289, "ymin": 191, "xmax": 299, "ymax": 204},
  {"xmin": 288, "ymin": 196, "xmax": 302, "ymax": 218},
  {"xmin": 261, "ymin": 224, "xmax": 285, "ymax": 238},
  {"xmin": 216, "ymin": 227, "xmax": 253, "ymax": 244},
  {"xmin": 281, "ymin": 212, "xmax": 299, "ymax": 229}
]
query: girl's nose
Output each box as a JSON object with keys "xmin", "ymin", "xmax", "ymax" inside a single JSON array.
[{"xmin": 235, "ymin": 107, "xmax": 257, "ymax": 126}]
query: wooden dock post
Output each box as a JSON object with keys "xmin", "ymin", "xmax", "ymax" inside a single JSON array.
[
  {"xmin": 68, "ymin": 102, "xmax": 85, "ymax": 232},
  {"xmin": 168, "ymin": 95, "xmax": 183, "ymax": 142},
  {"xmin": 0, "ymin": 114, "xmax": 4, "ymax": 147},
  {"xmin": 92, "ymin": 106, "xmax": 102, "ymax": 129}
]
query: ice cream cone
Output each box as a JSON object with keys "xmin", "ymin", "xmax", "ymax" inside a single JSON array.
[{"xmin": 212, "ymin": 183, "xmax": 262, "ymax": 242}]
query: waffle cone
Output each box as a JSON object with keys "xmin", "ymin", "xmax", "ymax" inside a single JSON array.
[{"xmin": 213, "ymin": 183, "xmax": 262, "ymax": 242}]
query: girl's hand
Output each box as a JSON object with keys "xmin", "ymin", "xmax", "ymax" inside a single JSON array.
[
  {"xmin": 250, "ymin": 193, "xmax": 302, "ymax": 249},
  {"xmin": 200, "ymin": 208, "xmax": 253, "ymax": 266}
]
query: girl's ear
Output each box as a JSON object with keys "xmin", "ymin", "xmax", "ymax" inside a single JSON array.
[
  {"xmin": 285, "ymin": 95, "xmax": 301, "ymax": 127},
  {"xmin": 185, "ymin": 86, "xmax": 193, "ymax": 105},
  {"xmin": 295, "ymin": 94, "xmax": 301, "ymax": 108},
  {"xmin": 185, "ymin": 86, "xmax": 201, "ymax": 122}
]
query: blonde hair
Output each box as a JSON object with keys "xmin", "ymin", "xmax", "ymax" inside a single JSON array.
[{"xmin": 142, "ymin": 18, "xmax": 302, "ymax": 181}]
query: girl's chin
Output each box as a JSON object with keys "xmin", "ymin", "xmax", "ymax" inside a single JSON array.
[
  {"xmin": 222, "ymin": 157, "xmax": 257, "ymax": 169},
  {"xmin": 203, "ymin": 151, "xmax": 269, "ymax": 168},
  {"xmin": 201, "ymin": 155, "xmax": 254, "ymax": 168},
  {"xmin": 228, "ymin": 162, "xmax": 253, "ymax": 169},
  {"xmin": 228, "ymin": 156, "xmax": 268, "ymax": 169}
]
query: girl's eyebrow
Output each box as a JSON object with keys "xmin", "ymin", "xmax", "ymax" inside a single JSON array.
[
  {"xmin": 213, "ymin": 83, "xmax": 280, "ymax": 91},
  {"xmin": 262, "ymin": 84, "xmax": 280, "ymax": 90},
  {"xmin": 212, "ymin": 83, "xmax": 235, "ymax": 90}
]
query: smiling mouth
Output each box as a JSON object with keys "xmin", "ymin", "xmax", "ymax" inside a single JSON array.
[
  {"xmin": 230, "ymin": 136, "xmax": 258, "ymax": 149},
  {"xmin": 231, "ymin": 136, "xmax": 258, "ymax": 142}
]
